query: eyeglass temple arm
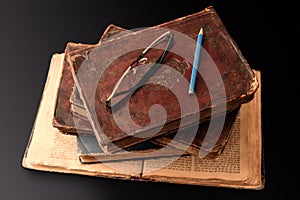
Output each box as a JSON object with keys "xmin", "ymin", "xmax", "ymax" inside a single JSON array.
[{"xmin": 141, "ymin": 31, "xmax": 171, "ymax": 55}]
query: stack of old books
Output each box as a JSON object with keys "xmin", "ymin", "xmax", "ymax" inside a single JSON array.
[{"xmin": 22, "ymin": 6, "xmax": 264, "ymax": 189}]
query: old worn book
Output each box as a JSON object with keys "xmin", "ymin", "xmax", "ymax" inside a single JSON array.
[
  {"xmin": 76, "ymin": 109, "xmax": 239, "ymax": 162},
  {"xmin": 70, "ymin": 70, "xmax": 239, "ymax": 159},
  {"xmin": 22, "ymin": 53, "xmax": 263, "ymax": 189},
  {"xmin": 71, "ymin": 79, "xmax": 240, "ymax": 160},
  {"xmin": 67, "ymin": 6, "xmax": 259, "ymax": 153},
  {"xmin": 52, "ymin": 42, "xmax": 93, "ymax": 134},
  {"xmin": 72, "ymin": 99, "xmax": 239, "ymax": 161}
]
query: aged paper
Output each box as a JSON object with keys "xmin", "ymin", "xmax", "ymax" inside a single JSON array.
[{"xmin": 22, "ymin": 53, "xmax": 263, "ymax": 189}]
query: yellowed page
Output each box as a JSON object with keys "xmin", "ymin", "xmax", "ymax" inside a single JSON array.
[{"xmin": 22, "ymin": 53, "xmax": 143, "ymax": 178}]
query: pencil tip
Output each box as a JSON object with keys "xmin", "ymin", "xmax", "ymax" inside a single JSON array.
[{"xmin": 199, "ymin": 28, "xmax": 203, "ymax": 35}]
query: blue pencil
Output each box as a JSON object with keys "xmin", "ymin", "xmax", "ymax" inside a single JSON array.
[{"xmin": 189, "ymin": 28, "xmax": 203, "ymax": 94}]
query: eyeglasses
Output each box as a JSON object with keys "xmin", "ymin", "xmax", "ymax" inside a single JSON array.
[{"xmin": 105, "ymin": 31, "xmax": 174, "ymax": 109}]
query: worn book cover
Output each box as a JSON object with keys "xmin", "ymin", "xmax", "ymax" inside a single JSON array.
[
  {"xmin": 22, "ymin": 53, "xmax": 263, "ymax": 189},
  {"xmin": 52, "ymin": 24, "xmax": 126, "ymax": 134},
  {"xmin": 67, "ymin": 6, "xmax": 259, "ymax": 153}
]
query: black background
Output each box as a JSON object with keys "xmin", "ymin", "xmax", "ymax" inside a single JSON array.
[{"xmin": 0, "ymin": 0, "xmax": 298, "ymax": 199}]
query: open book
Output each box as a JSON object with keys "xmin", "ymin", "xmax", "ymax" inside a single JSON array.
[{"xmin": 22, "ymin": 53, "xmax": 264, "ymax": 189}]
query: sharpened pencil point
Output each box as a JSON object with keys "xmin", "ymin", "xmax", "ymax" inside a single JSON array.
[
  {"xmin": 188, "ymin": 88, "xmax": 194, "ymax": 95},
  {"xmin": 199, "ymin": 28, "xmax": 203, "ymax": 35}
]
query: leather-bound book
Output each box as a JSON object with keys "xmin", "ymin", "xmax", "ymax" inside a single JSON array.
[
  {"xmin": 72, "ymin": 92, "xmax": 239, "ymax": 160},
  {"xmin": 77, "ymin": 108, "xmax": 239, "ymax": 162},
  {"xmin": 67, "ymin": 6, "xmax": 258, "ymax": 153},
  {"xmin": 52, "ymin": 42, "xmax": 93, "ymax": 134}
]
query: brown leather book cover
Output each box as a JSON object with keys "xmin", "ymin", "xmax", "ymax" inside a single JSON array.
[
  {"xmin": 67, "ymin": 6, "xmax": 259, "ymax": 153},
  {"xmin": 52, "ymin": 24, "xmax": 126, "ymax": 134}
]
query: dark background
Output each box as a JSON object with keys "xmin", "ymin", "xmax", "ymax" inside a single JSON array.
[{"xmin": 0, "ymin": 0, "xmax": 298, "ymax": 199}]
